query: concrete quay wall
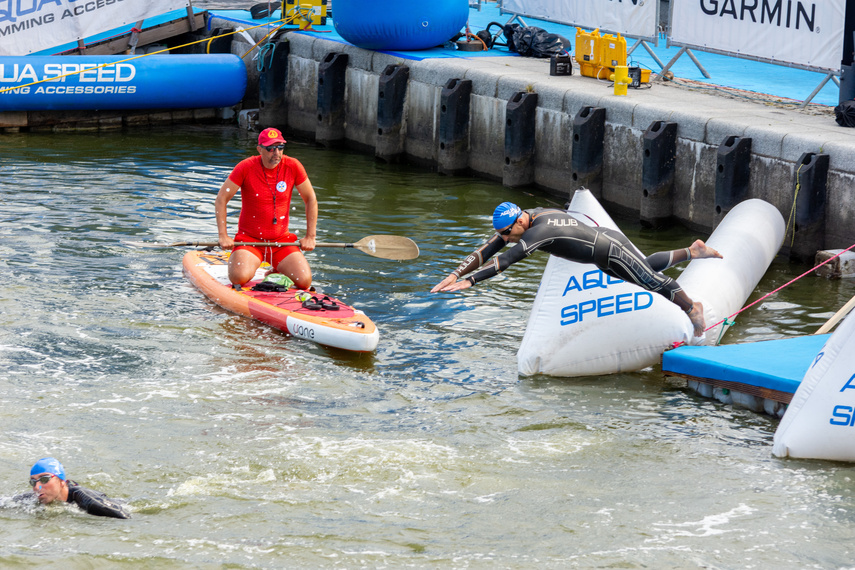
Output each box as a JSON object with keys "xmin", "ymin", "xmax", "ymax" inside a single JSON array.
[{"xmin": 273, "ymin": 33, "xmax": 855, "ymax": 255}]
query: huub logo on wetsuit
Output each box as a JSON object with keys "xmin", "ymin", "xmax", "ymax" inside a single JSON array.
[{"xmin": 546, "ymin": 217, "xmax": 578, "ymax": 227}]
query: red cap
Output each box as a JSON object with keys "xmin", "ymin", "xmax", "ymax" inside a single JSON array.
[{"xmin": 258, "ymin": 127, "xmax": 286, "ymax": 146}]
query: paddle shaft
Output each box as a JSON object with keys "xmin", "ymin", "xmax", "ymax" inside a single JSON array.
[
  {"xmin": 243, "ymin": 242, "xmax": 346, "ymax": 248},
  {"xmin": 172, "ymin": 241, "xmax": 355, "ymax": 248},
  {"xmin": 125, "ymin": 234, "xmax": 419, "ymax": 260}
]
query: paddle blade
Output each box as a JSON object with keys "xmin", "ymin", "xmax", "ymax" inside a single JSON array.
[{"xmin": 353, "ymin": 235, "xmax": 419, "ymax": 260}]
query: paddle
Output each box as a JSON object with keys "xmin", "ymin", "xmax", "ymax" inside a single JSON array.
[
  {"xmin": 124, "ymin": 234, "xmax": 420, "ymax": 260},
  {"xmin": 815, "ymin": 293, "xmax": 855, "ymax": 335}
]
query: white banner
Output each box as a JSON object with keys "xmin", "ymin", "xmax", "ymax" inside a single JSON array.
[
  {"xmin": 501, "ymin": 0, "xmax": 659, "ymax": 42},
  {"xmin": 0, "ymin": 0, "xmax": 189, "ymax": 56},
  {"xmin": 670, "ymin": 0, "xmax": 846, "ymax": 72}
]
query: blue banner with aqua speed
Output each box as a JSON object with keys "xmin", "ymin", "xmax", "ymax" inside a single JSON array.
[{"xmin": 0, "ymin": 54, "xmax": 246, "ymax": 111}]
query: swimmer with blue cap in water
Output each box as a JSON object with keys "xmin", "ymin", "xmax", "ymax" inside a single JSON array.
[
  {"xmin": 24, "ymin": 457, "xmax": 131, "ymax": 519},
  {"xmin": 431, "ymin": 201, "xmax": 722, "ymax": 336}
]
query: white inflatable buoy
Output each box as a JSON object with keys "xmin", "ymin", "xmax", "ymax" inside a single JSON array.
[
  {"xmin": 772, "ymin": 311, "xmax": 855, "ymax": 462},
  {"xmin": 516, "ymin": 190, "xmax": 785, "ymax": 377}
]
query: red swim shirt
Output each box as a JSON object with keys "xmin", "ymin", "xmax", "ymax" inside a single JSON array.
[{"xmin": 228, "ymin": 155, "xmax": 308, "ymax": 240}]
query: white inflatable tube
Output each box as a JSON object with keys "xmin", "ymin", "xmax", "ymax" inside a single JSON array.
[
  {"xmin": 678, "ymin": 199, "xmax": 787, "ymax": 348},
  {"xmin": 516, "ymin": 190, "xmax": 784, "ymax": 377},
  {"xmin": 772, "ymin": 311, "xmax": 855, "ymax": 462}
]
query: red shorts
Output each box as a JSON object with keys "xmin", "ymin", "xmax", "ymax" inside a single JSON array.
[{"xmin": 234, "ymin": 232, "xmax": 300, "ymax": 268}]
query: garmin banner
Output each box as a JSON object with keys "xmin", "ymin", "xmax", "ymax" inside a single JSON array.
[
  {"xmin": 670, "ymin": 0, "xmax": 846, "ymax": 72},
  {"xmin": 0, "ymin": 0, "xmax": 189, "ymax": 56},
  {"xmin": 501, "ymin": 0, "xmax": 659, "ymax": 42}
]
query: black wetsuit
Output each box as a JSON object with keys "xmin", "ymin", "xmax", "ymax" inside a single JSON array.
[
  {"xmin": 16, "ymin": 481, "xmax": 131, "ymax": 519},
  {"xmin": 66, "ymin": 481, "xmax": 131, "ymax": 518},
  {"xmin": 452, "ymin": 207, "xmax": 693, "ymax": 311}
]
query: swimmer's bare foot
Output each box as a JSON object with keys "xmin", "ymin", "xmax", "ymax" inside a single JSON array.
[
  {"xmin": 689, "ymin": 239, "xmax": 723, "ymax": 260},
  {"xmin": 687, "ymin": 302, "xmax": 705, "ymax": 337}
]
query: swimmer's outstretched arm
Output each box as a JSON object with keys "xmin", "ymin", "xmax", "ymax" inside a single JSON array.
[{"xmin": 430, "ymin": 234, "xmax": 506, "ymax": 293}]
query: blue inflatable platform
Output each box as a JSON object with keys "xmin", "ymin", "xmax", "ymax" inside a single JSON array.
[{"xmin": 662, "ymin": 334, "xmax": 831, "ymax": 399}]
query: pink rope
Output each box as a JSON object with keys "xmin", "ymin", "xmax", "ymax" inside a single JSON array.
[
  {"xmin": 709, "ymin": 242, "xmax": 855, "ymax": 330},
  {"xmin": 671, "ymin": 242, "xmax": 855, "ymax": 349}
]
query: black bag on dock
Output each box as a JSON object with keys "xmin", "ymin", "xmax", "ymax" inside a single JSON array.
[
  {"xmin": 511, "ymin": 26, "xmax": 571, "ymax": 58},
  {"xmin": 834, "ymin": 100, "xmax": 855, "ymax": 127}
]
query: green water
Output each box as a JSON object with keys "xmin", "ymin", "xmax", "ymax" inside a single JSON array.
[{"xmin": 1, "ymin": 125, "xmax": 853, "ymax": 568}]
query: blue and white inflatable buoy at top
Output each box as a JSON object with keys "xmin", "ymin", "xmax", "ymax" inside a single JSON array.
[
  {"xmin": 331, "ymin": 0, "xmax": 468, "ymax": 50},
  {"xmin": 0, "ymin": 55, "xmax": 246, "ymax": 112},
  {"xmin": 516, "ymin": 189, "xmax": 785, "ymax": 377}
]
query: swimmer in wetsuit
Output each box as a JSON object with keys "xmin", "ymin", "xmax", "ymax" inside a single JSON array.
[
  {"xmin": 19, "ymin": 457, "xmax": 131, "ymax": 519},
  {"xmin": 431, "ymin": 202, "xmax": 723, "ymax": 336}
]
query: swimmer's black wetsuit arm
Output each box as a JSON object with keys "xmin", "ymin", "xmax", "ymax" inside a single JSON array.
[
  {"xmin": 450, "ymin": 234, "xmax": 506, "ymax": 279},
  {"xmin": 66, "ymin": 482, "xmax": 131, "ymax": 519},
  {"xmin": 466, "ymin": 234, "xmax": 540, "ymax": 285},
  {"xmin": 11, "ymin": 491, "xmax": 36, "ymax": 505},
  {"xmin": 452, "ymin": 208, "xmax": 567, "ymax": 285}
]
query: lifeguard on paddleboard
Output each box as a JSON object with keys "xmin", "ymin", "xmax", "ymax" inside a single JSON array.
[{"xmin": 130, "ymin": 128, "xmax": 418, "ymax": 352}]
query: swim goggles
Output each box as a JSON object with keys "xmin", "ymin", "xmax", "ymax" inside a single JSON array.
[{"xmin": 29, "ymin": 474, "xmax": 55, "ymax": 487}]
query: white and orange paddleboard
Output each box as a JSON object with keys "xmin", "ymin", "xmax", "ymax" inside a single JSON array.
[{"xmin": 183, "ymin": 250, "xmax": 379, "ymax": 352}]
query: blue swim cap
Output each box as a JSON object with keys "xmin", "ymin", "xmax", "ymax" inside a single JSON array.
[
  {"xmin": 30, "ymin": 457, "xmax": 65, "ymax": 480},
  {"xmin": 493, "ymin": 202, "xmax": 522, "ymax": 232}
]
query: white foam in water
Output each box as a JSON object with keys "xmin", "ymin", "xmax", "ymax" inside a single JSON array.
[{"xmin": 649, "ymin": 504, "xmax": 757, "ymax": 539}]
